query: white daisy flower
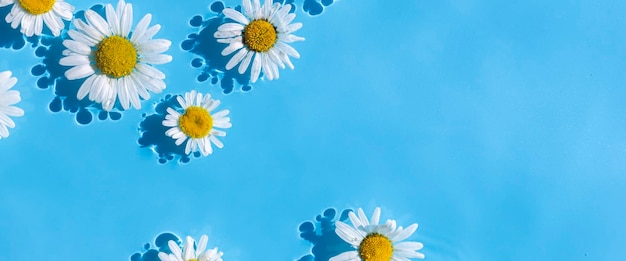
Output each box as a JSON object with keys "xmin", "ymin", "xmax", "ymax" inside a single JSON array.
[
  {"xmin": 331, "ymin": 207, "xmax": 425, "ymax": 261},
  {"xmin": 214, "ymin": 0, "xmax": 304, "ymax": 83},
  {"xmin": 0, "ymin": 71, "xmax": 24, "ymax": 140},
  {"xmin": 158, "ymin": 235, "xmax": 223, "ymax": 261},
  {"xmin": 162, "ymin": 90, "xmax": 232, "ymax": 156},
  {"xmin": 0, "ymin": 0, "xmax": 74, "ymax": 37},
  {"xmin": 60, "ymin": 0, "xmax": 172, "ymax": 111}
]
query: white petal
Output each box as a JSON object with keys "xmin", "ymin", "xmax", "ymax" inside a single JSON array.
[
  {"xmin": 105, "ymin": 3, "xmax": 120, "ymax": 35},
  {"xmin": 1, "ymin": 106, "xmax": 24, "ymax": 117},
  {"xmin": 73, "ymin": 19, "xmax": 105, "ymax": 41},
  {"xmin": 196, "ymin": 235, "xmax": 208, "ymax": 257},
  {"xmin": 140, "ymin": 54, "xmax": 172, "ymax": 65},
  {"xmin": 250, "ymin": 52, "xmax": 262, "ymax": 82},
  {"xmin": 394, "ymin": 241, "xmax": 424, "ymax": 251},
  {"xmin": 68, "ymin": 29, "xmax": 98, "ymax": 46},
  {"xmin": 65, "ymin": 64, "xmax": 95, "ymax": 80},
  {"xmin": 390, "ymin": 223, "xmax": 418, "ymax": 242},
  {"xmin": 225, "ymin": 48, "xmax": 248, "ymax": 70},
  {"xmin": 238, "ymin": 51, "xmax": 254, "ymax": 74},
  {"xmin": 217, "ymin": 22, "xmax": 244, "ymax": 32},
  {"xmin": 216, "ymin": 36, "xmax": 242, "ymax": 44},
  {"xmin": 182, "ymin": 236, "xmax": 195, "ymax": 261},
  {"xmin": 76, "ymin": 75, "xmax": 96, "ymax": 100},
  {"xmin": 0, "ymin": 113, "xmax": 15, "ymax": 128},
  {"xmin": 168, "ymin": 240, "xmax": 183, "ymax": 260},
  {"xmin": 329, "ymin": 251, "xmax": 359, "ymax": 261},
  {"xmin": 63, "ymin": 40, "xmax": 92, "ymax": 55},
  {"xmin": 52, "ymin": 1, "xmax": 74, "ymax": 20},
  {"xmin": 85, "ymin": 9, "xmax": 111, "ymax": 36},
  {"xmin": 120, "ymin": 1, "xmax": 133, "ymax": 37},
  {"xmin": 130, "ymin": 14, "xmax": 151, "ymax": 43},
  {"xmin": 137, "ymin": 39, "xmax": 171, "ymax": 54},
  {"xmin": 370, "ymin": 207, "xmax": 381, "ymax": 226},
  {"xmin": 136, "ymin": 63, "xmax": 165, "ymax": 79},
  {"xmin": 209, "ymin": 135, "xmax": 223, "ymax": 149},
  {"xmin": 275, "ymin": 41, "xmax": 300, "ymax": 58},
  {"xmin": 59, "ymin": 55, "xmax": 90, "ymax": 66},
  {"xmin": 335, "ymin": 221, "xmax": 363, "ymax": 246},
  {"xmin": 213, "ymin": 30, "xmax": 241, "ymax": 39},
  {"xmin": 221, "ymin": 41, "xmax": 244, "ymax": 56},
  {"xmin": 222, "ymin": 8, "xmax": 249, "ymax": 25}
]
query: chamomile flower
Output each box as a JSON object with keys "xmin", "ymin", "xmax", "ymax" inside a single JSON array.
[
  {"xmin": 214, "ymin": 0, "xmax": 304, "ymax": 83},
  {"xmin": 0, "ymin": 71, "xmax": 24, "ymax": 139},
  {"xmin": 0, "ymin": 0, "xmax": 74, "ymax": 37},
  {"xmin": 60, "ymin": 0, "xmax": 172, "ymax": 111},
  {"xmin": 331, "ymin": 207, "xmax": 425, "ymax": 261},
  {"xmin": 158, "ymin": 235, "xmax": 223, "ymax": 261},
  {"xmin": 162, "ymin": 90, "xmax": 232, "ymax": 156}
]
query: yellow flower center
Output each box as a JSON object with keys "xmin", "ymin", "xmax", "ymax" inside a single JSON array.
[
  {"xmin": 358, "ymin": 233, "xmax": 394, "ymax": 261},
  {"xmin": 18, "ymin": 0, "xmax": 55, "ymax": 15},
  {"xmin": 243, "ymin": 19, "xmax": 277, "ymax": 53},
  {"xmin": 95, "ymin": 36, "xmax": 138, "ymax": 78},
  {"xmin": 178, "ymin": 106, "xmax": 213, "ymax": 139}
]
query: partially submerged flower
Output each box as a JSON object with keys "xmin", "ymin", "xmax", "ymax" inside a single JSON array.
[
  {"xmin": 331, "ymin": 207, "xmax": 425, "ymax": 261},
  {"xmin": 0, "ymin": 0, "xmax": 74, "ymax": 36},
  {"xmin": 162, "ymin": 90, "xmax": 232, "ymax": 156},
  {"xmin": 0, "ymin": 70, "xmax": 24, "ymax": 139},
  {"xmin": 215, "ymin": 0, "xmax": 304, "ymax": 83},
  {"xmin": 60, "ymin": 0, "xmax": 172, "ymax": 111},
  {"xmin": 158, "ymin": 235, "xmax": 223, "ymax": 261}
]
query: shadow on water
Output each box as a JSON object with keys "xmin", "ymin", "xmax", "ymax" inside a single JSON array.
[
  {"xmin": 31, "ymin": 5, "xmax": 127, "ymax": 125},
  {"xmin": 181, "ymin": 0, "xmax": 336, "ymax": 94},
  {"xmin": 181, "ymin": 1, "xmax": 253, "ymax": 94},
  {"xmin": 130, "ymin": 232, "xmax": 181, "ymax": 261},
  {"xmin": 298, "ymin": 208, "xmax": 354, "ymax": 261},
  {"xmin": 137, "ymin": 94, "xmax": 202, "ymax": 164},
  {"xmin": 0, "ymin": 6, "xmax": 40, "ymax": 50}
]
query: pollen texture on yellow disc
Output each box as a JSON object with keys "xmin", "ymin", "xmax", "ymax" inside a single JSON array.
[
  {"xmin": 179, "ymin": 106, "xmax": 213, "ymax": 139},
  {"xmin": 95, "ymin": 36, "xmax": 138, "ymax": 78},
  {"xmin": 358, "ymin": 233, "xmax": 394, "ymax": 261},
  {"xmin": 18, "ymin": 0, "xmax": 55, "ymax": 15},
  {"xmin": 243, "ymin": 19, "xmax": 277, "ymax": 53}
]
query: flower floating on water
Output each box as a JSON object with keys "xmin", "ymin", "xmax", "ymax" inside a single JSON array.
[
  {"xmin": 331, "ymin": 207, "xmax": 425, "ymax": 261},
  {"xmin": 0, "ymin": 0, "xmax": 74, "ymax": 37},
  {"xmin": 215, "ymin": 0, "xmax": 304, "ymax": 83},
  {"xmin": 0, "ymin": 70, "xmax": 24, "ymax": 139},
  {"xmin": 60, "ymin": 0, "xmax": 171, "ymax": 111},
  {"xmin": 162, "ymin": 90, "xmax": 231, "ymax": 156},
  {"xmin": 158, "ymin": 234, "xmax": 223, "ymax": 261}
]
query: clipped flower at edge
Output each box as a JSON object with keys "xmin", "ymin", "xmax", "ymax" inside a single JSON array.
[
  {"xmin": 0, "ymin": 70, "xmax": 24, "ymax": 139},
  {"xmin": 215, "ymin": 0, "xmax": 304, "ymax": 83},
  {"xmin": 162, "ymin": 90, "xmax": 232, "ymax": 157},
  {"xmin": 158, "ymin": 234, "xmax": 223, "ymax": 261},
  {"xmin": 331, "ymin": 207, "xmax": 425, "ymax": 261},
  {"xmin": 60, "ymin": 0, "xmax": 172, "ymax": 111},
  {"xmin": 0, "ymin": 0, "xmax": 74, "ymax": 37}
]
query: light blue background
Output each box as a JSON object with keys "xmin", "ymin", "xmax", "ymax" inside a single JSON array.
[{"xmin": 1, "ymin": 0, "xmax": 626, "ymax": 260}]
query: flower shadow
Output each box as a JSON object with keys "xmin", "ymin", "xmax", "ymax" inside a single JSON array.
[
  {"xmin": 137, "ymin": 94, "xmax": 202, "ymax": 164},
  {"xmin": 300, "ymin": 0, "xmax": 335, "ymax": 16},
  {"xmin": 130, "ymin": 232, "xmax": 182, "ymax": 261},
  {"xmin": 272, "ymin": 0, "xmax": 337, "ymax": 17},
  {"xmin": 298, "ymin": 208, "xmax": 354, "ymax": 261},
  {"xmin": 31, "ymin": 5, "xmax": 125, "ymax": 125},
  {"xmin": 181, "ymin": 1, "xmax": 254, "ymax": 94},
  {"xmin": 0, "ymin": 6, "xmax": 39, "ymax": 50}
]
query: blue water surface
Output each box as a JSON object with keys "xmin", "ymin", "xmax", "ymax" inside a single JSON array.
[{"xmin": 1, "ymin": 0, "xmax": 626, "ymax": 260}]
